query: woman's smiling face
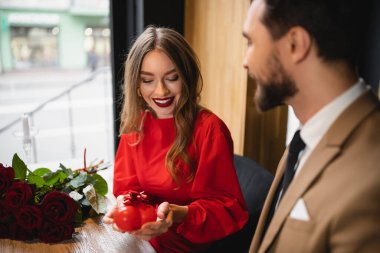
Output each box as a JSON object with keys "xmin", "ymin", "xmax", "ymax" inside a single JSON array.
[{"xmin": 139, "ymin": 49, "xmax": 182, "ymax": 119}]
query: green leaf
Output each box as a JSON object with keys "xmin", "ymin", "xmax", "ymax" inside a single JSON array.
[
  {"xmin": 82, "ymin": 185, "xmax": 107, "ymax": 214},
  {"xmin": 69, "ymin": 191, "xmax": 83, "ymax": 201},
  {"xmin": 70, "ymin": 172, "xmax": 88, "ymax": 188},
  {"xmin": 33, "ymin": 168, "xmax": 52, "ymax": 177},
  {"xmin": 27, "ymin": 173, "xmax": 45, "ymax": 188},
  {"xmin": 58, "ymin": 171, "xmax": 68, "ymax": 183},
  {"xmin": 12, "ymin": 153, "xmax": 27, "ymax": 180},
  {"xmin": 43, "ymin": 171, "xmax": 67, "ymax": 186},
  {"xmin": 34, "ymin": 185, "xmax": 53, "ymax": 204},
  {"xmin": 81, "ymin": 197, "xmax": 91, "ymax": 206},
  {"xmin": 60, "ymin": 163, "xmax": 73, "ymax": 177},
  {"xmin": 60, "ymin": 185, "xmax": 72, "ymax": 194},
  {"xmin": 87, "ymin": 174, "xmax": 108, "ymax": 196}
]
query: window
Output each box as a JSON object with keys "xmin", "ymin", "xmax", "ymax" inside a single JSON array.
[
  {"xmin": 0, "ymin": 0, "xmax": 114, "ymax": 178},
  {"xmin": 10, "ymin": 26, "xmax": 59, "ymax": 69},
  {"xmin": 84, "ymin": 26, "xmax": 111, "ymax": 71}
]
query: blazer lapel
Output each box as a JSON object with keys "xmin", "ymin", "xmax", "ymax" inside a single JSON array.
[
  {"xmin": 249, "ymin": 152, "xmax": 287, "ymax": 253},
  {"xmin": 259, "ymin": 90, "xmax": 379, "ymax": 253},
  {"xmin": 259, "ymin": 142, "xmax": 340, "ymax": 253}
]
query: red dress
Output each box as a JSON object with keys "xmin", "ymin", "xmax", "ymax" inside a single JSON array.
[{"xmin": 113, "ymin": 110, "xmax": 248, "ymax": 253}]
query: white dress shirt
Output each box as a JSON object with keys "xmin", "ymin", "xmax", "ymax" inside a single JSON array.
[{"xmin": 295, "ymin": 78, "xmax": 368, "ymax": 177}]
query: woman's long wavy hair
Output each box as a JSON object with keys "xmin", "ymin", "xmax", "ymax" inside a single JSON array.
[{"xmin": 119, "ymin": 26, "xmax": 203, "ymax": 182}]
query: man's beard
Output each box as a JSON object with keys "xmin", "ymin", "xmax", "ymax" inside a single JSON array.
[{"xmin": 253, "ymin": 52, "xmax": 298, "ymax": 112}]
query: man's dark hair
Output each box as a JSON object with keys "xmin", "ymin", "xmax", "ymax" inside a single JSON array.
[{"xmin": 261, "ymin": 0, "xmax": 371, "ymax": 70}]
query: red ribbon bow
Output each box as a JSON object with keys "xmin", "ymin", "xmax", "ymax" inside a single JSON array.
[{"xmin": 123, "ymin": 190, "xmax": 150, "ymax": 205}]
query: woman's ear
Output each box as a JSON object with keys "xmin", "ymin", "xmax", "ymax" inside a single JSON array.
[{"xmin": 287, "ymin": 26, "xmax": 312, "ymax": 63}]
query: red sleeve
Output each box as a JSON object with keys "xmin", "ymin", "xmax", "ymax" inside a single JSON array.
[
  {"xmin": 176, "ymin": 116, "xmax": 248, "ymax": 243},
  {"xmin": 113, "ymin": 135, "xmax": 142, "ymax": 197}
]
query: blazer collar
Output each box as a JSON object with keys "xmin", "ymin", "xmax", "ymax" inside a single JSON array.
[{"xmin": 259, "ymin": 90, "xmax": 380, "ymax": 253}]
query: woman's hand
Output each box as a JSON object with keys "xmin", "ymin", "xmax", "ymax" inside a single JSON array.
[
  {"xmin": 132, "ymin": 202, "xmax": 188, "ymax": 241},
  {"xmin": 131, "ymin": 202, "xmax": 173, "ymax": 240},
  {"xmin": 102, "ymin": 195, "xmax": 125, "ymax": 232},
  {"xmin": 102, "ymin": 199, "xmax": 188, "ymax": 240}
]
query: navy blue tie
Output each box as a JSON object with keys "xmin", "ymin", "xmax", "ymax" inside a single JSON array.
[{"xmin": 280, "ymin": 130, "xmax": 305, "ymax": 197}]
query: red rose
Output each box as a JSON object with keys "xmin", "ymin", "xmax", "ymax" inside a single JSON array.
[
  {"xmin": 0, "ymin": 223, "xmax": 10, "ymax": 239},
  {"xmin": 4, "ymin": 182, "xmax": 33, "ymax": 208},
  {"xmin": 40, "ymin": 191, "xmax": 78, "ymax": 224},
  {"xmin": 15, "ymin": 205, "xmax": 43, "ymax": 230},
  {"xmin": 0, "ymin": 163, "xmax": 15, "ymax": 194},
  {"xmin": 0, "ymin": 200, "xmax": 12, "ymax": 222},
  {"xmin": 39, "ymin": 222, "xmax": 74, "ymax": 243},
  {"xmin": 9, "ymin": 224, "xmax": 36, "ymax": 241}
]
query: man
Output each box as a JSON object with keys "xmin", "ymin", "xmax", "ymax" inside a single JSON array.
[{"xmin": 242, "ymin": 0, "xmax": 380, "ymax": 252}]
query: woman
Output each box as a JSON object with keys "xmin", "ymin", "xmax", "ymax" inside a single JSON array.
[{"xmin": 103, "ymin": 26, "xmax": 248, "ymax": 253}]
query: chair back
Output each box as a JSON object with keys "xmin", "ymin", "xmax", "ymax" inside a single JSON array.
[{"xmin": 208, "ymin": 155, "xmax": 273, "ymax": 253}]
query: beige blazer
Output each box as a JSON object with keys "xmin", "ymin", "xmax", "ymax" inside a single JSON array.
[{"xmin": 249, "ymin": 90, "xmax": 380, "ymax": 253}]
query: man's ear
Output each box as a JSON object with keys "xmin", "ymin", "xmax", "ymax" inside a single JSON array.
[{"xmin": 286, "ymin": 26, "xmax": 312, "ymax": 63}]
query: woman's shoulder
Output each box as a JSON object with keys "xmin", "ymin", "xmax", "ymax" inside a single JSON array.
[
  {"xmin": 196, "ymin": 109, "xmax": 220, "ymax": 124},
  {"xmin": 193, "ymin": 109, "xmax": 233, "ymax": 149},
  {"xmin": 195, "ymin": 109, "xmax": 230, "ymax": 134}
]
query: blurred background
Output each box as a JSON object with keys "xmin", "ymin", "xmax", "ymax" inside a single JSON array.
[{"xmin": 0, "ymin": 0, "xmax": 113, "ymax": 184}]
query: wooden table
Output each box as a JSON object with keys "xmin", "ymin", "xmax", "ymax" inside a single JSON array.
[{"xmin": 0, "ymin": 216, "xmax": 156, "ymax": 253}]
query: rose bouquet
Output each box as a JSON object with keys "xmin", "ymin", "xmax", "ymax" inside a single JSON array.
[{"xmin": 0, "ymin": 153, "xmax": 109, "ymax": 243}]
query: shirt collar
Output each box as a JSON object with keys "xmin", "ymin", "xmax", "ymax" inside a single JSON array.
[{"xmin": 300, "ymin": 78, "xmax": 367, "ymax": 150}]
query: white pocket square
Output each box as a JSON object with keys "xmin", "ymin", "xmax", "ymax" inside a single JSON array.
[{"xmin": 290, "ymin": 198, "xmax": 310, "ymax": 221}]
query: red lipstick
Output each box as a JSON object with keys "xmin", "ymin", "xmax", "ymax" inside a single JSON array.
[{"xmin": 153, "ymin": 97, "xmax": 175, "ymax": 108}]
